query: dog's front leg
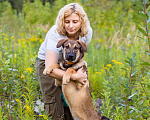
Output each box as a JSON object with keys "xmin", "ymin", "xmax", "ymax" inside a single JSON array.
[
  {"xmin": 55, "ymin": 79, "xmax": 62, "ymax": 86},
  {"xmin": 43, "ymin": 64, "xmax": 60, "ymax": 75},
  {"xmin": 63, "ymin": 68, "xmax": 76, "ymax": 85}
]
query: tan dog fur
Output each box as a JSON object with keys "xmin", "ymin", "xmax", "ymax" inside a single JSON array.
[{"xmin": 43, "ymin": 39, "xmax": 109, "ymax": 120}]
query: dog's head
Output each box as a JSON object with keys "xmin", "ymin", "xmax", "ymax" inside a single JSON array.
[{"xmin": 57, "ymin": 39, "xmax": 87, "ymax": 64}]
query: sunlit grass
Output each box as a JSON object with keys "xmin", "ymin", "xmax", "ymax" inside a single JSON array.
[{"xmin": 0, "ymin": 0, "xmax": 150, "ymax": 119}]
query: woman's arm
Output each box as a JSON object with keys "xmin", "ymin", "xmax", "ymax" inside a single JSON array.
[
  {"xmin": 45, "ymin": 50, "xmax": 87, "ymax": 84},
  {"xmin": 45, "ymin": 50, "xmax": 65, "ymax": 80}
]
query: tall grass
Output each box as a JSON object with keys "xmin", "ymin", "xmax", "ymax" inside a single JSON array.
[{"xmin": 0, "ymin": 0, "xmax": 150, "ymax": 119}]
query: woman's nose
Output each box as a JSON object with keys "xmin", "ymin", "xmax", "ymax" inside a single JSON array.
[{"xmin": 69, "ymin": 22, "xmax": 73, "ymax": 28}]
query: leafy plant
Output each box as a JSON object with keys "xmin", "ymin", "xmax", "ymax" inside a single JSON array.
[
  {"xmin": 134, "ymin": 0, "xmax": 150, "ymax": 54},
  {"xmin": 0, "ymin": 0, "xmax": 150, "ymax": 119}
]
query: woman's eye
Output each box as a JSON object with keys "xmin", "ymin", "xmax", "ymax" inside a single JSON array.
[
  {"xmin": 73, "ymin": 21, "xmax": 78, "ymax": 23},
  {"xmin": 65, "ymin": 21, "xmax": 69, "ymax": 23}
]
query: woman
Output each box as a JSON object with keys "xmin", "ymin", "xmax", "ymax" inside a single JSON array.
[{"xmin": 36, "ymin": 3, "xmax": 93, "ymax": 120}]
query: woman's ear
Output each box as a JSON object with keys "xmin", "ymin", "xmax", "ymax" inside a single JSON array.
[
  {"xmin": 77, "ymin": 40, "xmax": 87, "ymax": 52},
  {"xmin": 57, "ymin": 39, "xmax": 68, "ymax": 48}
]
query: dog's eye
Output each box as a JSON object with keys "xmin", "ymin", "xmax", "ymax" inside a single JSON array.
[
  {"xmin": 65, "ymin": 45, "xmax": 69, "ymax": 49},
  {"xmin": 74, "ymin": 46, "xmax": 78, "ymax": 50}
]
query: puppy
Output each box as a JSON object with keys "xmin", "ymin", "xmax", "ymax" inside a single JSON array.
[{"xmin": 43, "ymin": 39, "xmax": 109, "ymax": 120}]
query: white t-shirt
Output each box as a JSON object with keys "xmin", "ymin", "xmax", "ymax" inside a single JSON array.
[{"xmin": 38, "ymin": 25, "xmax": 93, "ymax": 60}]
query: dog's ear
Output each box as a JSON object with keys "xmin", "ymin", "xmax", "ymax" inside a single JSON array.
[
  {"xmin": 57, "ymin": 39, "xmax": 68, "ymax": 48},
  {"xmin": 77, "ymin": 40, "xmax": 87, "ymax": 52}
]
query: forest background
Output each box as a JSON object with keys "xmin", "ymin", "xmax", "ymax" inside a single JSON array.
[{"xmin": 0, "ymin": 0, "xmax": 150, "ymax": 119}]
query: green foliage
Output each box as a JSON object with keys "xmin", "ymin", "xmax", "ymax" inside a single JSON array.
[
  {"xmin": 83, "ymin": 0, "xmax": 135, "ymax": 40},
  {"xmin": 23, "ymin": 0, "xmax": 52, "ymax": 25},
  {"xmin": 0, "ymin": 1, "xmax": 10, "ymax": 17},
  {"xmin": 0, "ymin": 0, "xmax": 150, "ymax": 119},
  {"xmin": 0, "ymin": 25, "xmax": 43, "ymax": 119},
  {"xmin": 134, "ymin": 0, "xmax": 150, "ymax": 54}
]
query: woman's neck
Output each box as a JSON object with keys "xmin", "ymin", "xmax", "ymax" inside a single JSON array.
[{"xmin": 67, "ymin": 31, "xmax": 80, "ymax": 40}]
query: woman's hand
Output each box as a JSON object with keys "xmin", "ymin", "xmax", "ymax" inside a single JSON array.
[{"xmin": 71, "ymin": 67, "xmax": 87, "ymax": 85}]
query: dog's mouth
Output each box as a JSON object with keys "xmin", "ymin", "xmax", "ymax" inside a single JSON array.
[
  {"xmin": 66, "ymin": 53, "xmax": 76, "ymax": 62},
  {"xmin": 63, "ymin": 52, "xmax": 79, "ymax": 65}
]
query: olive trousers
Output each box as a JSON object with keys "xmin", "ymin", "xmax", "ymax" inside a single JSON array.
[{"xmin": 36, "ymin": 58, "xmax": 73, "ymax": 120}]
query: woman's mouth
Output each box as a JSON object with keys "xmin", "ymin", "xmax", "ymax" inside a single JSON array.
[{"xmin": 69, "ymin": 29, "xmax": 74, "ymax": 32}]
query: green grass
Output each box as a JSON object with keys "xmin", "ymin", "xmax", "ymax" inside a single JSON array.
[{"xmin": 0, "ymin": 0, "xmax": 150, "ymax": 119}]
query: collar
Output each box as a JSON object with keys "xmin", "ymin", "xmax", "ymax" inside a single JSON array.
[{"xmin": 66, "ymin": 62, "xmax": 74, "ymax": 65}]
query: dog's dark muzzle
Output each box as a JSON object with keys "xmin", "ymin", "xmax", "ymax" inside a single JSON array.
[{"xmin": 66, "ymin": 53, "xmax": 76, "ymax": 62}]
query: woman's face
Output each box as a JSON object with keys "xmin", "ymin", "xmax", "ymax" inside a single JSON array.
[{"xmin": 64, "ymin": 13, "xmax": 81, "ymax": 36}]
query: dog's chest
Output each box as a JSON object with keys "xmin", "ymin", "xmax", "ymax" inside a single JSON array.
[
  {"xmin": 72, "ymin": 115, "xmax": 80, "ymax": 120},
  {"xmin": 60, "ymin": 59, "xmax": 87, "ymax": 71}
]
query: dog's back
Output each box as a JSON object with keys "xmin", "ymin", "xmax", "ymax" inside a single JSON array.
[
  {"xmin": 62, "ymin": 79, "xmax": 101, "ymax": 120},
  {"xmin": 57, "ymin": 39, "xmax": 109, "ymax": 120}
]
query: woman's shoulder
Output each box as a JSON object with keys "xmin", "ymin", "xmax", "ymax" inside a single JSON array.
[
  {"xmin": 48, "ymin": 25, "xmax": 66, "ymax": 36},
  {"xmin": 88, "ymin": 25, "xmax": 93, "ymax": 34},
  {"xmin": 46, "ymin": 25, "xmax": 67, "ymax": 41},
  {"xmin": 46, "ymin": 25, "xmax": 59, "ymax": 38},
  {"xmin": 83, "ymin": 25, "xmax": 93, "ymax": 38},
  {"xmin": 47, "ymin": 25, "xmax": 57, "ymax": 34}
]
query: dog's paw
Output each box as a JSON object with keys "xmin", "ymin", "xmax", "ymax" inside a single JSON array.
[
  {"xmin": 55, "ymin": 79, "xmax": 62, "ymax": 86},
  {"xmin": 63, "ymin": 75, "xmax": 70, "ymax": 85},
  {"xmin": 43, "ymin": 66, "xmax": 53, "ymax": 75}
]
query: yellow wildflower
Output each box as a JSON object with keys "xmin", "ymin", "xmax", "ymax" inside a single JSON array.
[
  {"xmin": 16, "ymin": 99, "xmax": 21, "ymax": 103},
  {"xmin": 43, "ymin": 115, "xmax": 48, "ymax": 120},
  {"xmin": 11, "ymin": 36, "xmax": 14, "ymax": 39},
  {"xmin": 30, "ymin": 54, "xmax": 33, "ymax": 58},
  {"xmin": 2, "ymin": 33, "xmax": 5, "ymax": 36},
  {"xmin": 128, "ymin": 44, "xmax": 131, "ymax": 46},
  {"xmin": 39, "ymin": 115, "xmax": 48, "ymax": 120},
  {"xmin": 21, "ymin": 94, "xmax": 26, "ymax": 97},
  {"xmin": 127, "ymin": 68, "xmax": 130, "ymax": 71},
  {"xmin": 21, "ymin": 38, "xmax": 25, "ymax": 41},
  {"xmin": 4, "ymin": 38, "xmax": 9, "ymax": 41},
  {"xmin": 106, "ymin": 64, "xmax": 112, "ymax": 67},
  {"xmin": 100, "ymin": 69, "xmax": 104, "ymax": 72},
  {"xmin": 25, "ymin": 105, "xmax": 31, "ymax": 111},
  {"xmin": 25, "ymin": 99, "xmax": 28, "ymax": 103},
  {"xmin": 104, "ymin": 67, "xmax": 108, "ymax": 69},
  {"xmin": 25, "ymin": 67, "xmax": 33, "ymax": 73},
  {"xmin": 39, "ymin": 39, "xmax": 43, "ymax": 43},
  {"xmin": 14, "ymin": 43, "xmax": 17, "ymax": 46},
  {"xmin": 115, "ymin": 62, "xmax": 123, "ymax": 65},
  {"xmin": 123, "ymin": 71, "xmax": 126, "ymax": 74},
  {"xmin": 14, "ymin": 54, "xmax": 17, "ymax": 58},
  {"xmin": 96, "ymin": 72, "xmax": 99, "ymax": 74},
  {"xmin": 99, "ymin": 39, "xmax": 102, "ymax": 43},
  {"xmin": 111, "ymin": 60, "xmax": 116, "ymax": 62},
  {"xmin": 29, "ymin": 36, "xmax": 37, "ymax": 42}
]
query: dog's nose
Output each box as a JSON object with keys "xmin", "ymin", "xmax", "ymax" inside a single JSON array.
[
  {"xmin": 68, "ymin": 54, "xmax": 74, "ymax": 58},
  {"xmin": 68, "ymin": 54, "xmax": 75, "ymax": 61}
]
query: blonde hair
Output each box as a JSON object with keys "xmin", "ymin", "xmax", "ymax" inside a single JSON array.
[{"xmin": 55, "ymin": 3, "xmax": 90, "ymax": 37}]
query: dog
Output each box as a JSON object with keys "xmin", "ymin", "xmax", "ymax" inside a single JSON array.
[{"xmin": 43, "ymin": 39, "xmax": 109, "ymax": 120}]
